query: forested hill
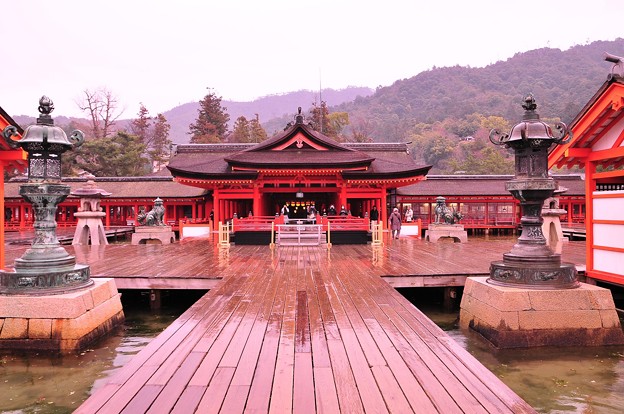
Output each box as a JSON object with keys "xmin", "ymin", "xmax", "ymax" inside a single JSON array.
[
  {"xmin": 164, "ymin": 87, "xmax": 374, "ymax": 143},
  {"xmin": 335, "ymin": 38, "xmax": 624, "ymax": 142}
]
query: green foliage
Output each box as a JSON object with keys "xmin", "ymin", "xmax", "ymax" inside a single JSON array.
[
  {"xmin": 131, "ymin": 104, "xmax": 151, "ymax": 144},
  {"xmin": 333, "ymin": 39, "xmax": 624, "ymax": 143},
  {"xmin": 422, "ymin": 135, "xmax": 456, "ymax": 165},
  {"xmin": 230, "ymin": 114, "xmax": 268, "ymax": 143},
  {"xmin": 231, "ymin": 116, "xmax": 251, "ymax": 143},
  {"xmin": 189, "ymin": 88, "xmax": 230, "ymax": 143},
  {"xmin": 150, "ymin": 113, "xmax": 172, "ymax": 171},
  {"xmin": 249, "ymin": 114, "xmax": 268, "ymax": 143},
  {"xmin": 447, "ymin": 146, "xmax": 514, "ymax": 174},
  {"xmin": 74, "ymin": 131, "xmax": 149, "ymax": 176}
]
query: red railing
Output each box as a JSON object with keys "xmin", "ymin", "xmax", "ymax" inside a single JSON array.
[{"xmin": 232, "ymin": 216, "xmax": 277, "ymax": 231}]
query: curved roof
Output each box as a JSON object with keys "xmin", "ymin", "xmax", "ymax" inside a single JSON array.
[{"xmin": 167, "ymin": 116, "xmax": 431, "ymax": 182}]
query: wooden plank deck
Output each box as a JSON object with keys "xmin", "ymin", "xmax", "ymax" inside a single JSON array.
[
  {"xmin": 3, "ymin": 235, "xmax": 586, "ymax": 290},
  {"xmin": 70, "ymin": 237, "xmax": 558, "ymax": 413}
]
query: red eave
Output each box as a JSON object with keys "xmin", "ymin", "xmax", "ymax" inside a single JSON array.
[{"xmin": 549, "ymin": 79, "xmax": 624, "ymax": 169}]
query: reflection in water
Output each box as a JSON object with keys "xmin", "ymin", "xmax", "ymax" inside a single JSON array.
[
  {"xmin": 425, "ymin": 307, "xmax": 624, "ymax": 414},
  {"xmin": 0, "ymin": 307, "xmax": 180, "ymax": 414}
]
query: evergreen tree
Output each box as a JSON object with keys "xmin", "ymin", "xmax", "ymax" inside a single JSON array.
[
  {"xmin": 150, "ymin": 113, "xmax": 172, "ymax": 171},
  {"xmin": 249, "ymin": 114, "xmax": 268, "ymax": 143},
  {"xmin": 75, "ymin": 131, "xmax": 149, "ymax": 176},
  {"xmin": 230, "ymin": 116, "xmax": 251, "ymax": 143},
  {"xmin": 189, "ymin": 88, "xmax": 230, "ymax": 143},
  {"xmin": 309, "ymin": 101, "xmax": 332, "ymax": 136},
  {"xmin": 131, "ymin": 104, "xmax": 152, "ymax": 146}
]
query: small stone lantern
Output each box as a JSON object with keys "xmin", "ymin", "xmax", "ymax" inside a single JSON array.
[
  {"xmin": 72, "ymin": 174, "xmax": 111, "ymax": 245},
  {"xmin": 488, "ymin": 94, "xmax": 578, "ymax": 289},
  {"xmin": 1, "ymin": 96, "xmax": 91, "ymax": 294}
]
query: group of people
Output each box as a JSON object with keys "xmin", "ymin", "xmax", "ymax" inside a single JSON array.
[{"xmin": 278, "ymin": 203, "xmax": 410, "ymax": 239}]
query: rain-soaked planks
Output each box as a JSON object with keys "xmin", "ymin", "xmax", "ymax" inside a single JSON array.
[{"xmin": 75, "ymin": 239, "xmax": 545, "ymax": 413}]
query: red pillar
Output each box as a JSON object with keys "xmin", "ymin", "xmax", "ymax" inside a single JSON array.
[
  {"xmin": 253, "ymin": 185, "xmax": 261, "ymax": 217},
  {"xmin": 381, "ymin": 187, "xmax": 388, "ymax": 225}
]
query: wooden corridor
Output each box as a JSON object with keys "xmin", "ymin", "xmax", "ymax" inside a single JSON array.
[{"xmin": 75, "ymin": 239, "xmax": 540, "ymax": 413}]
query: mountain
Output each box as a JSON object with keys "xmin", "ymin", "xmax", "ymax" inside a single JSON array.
[
  {"xmin": 10, "ymin": 38, "xmax": 624, "ymax": 146},
  {"xmin": 334, "ymin": 39, "xmax": 624, "ymax": 142},
  {"xmin": 163, "ymin": 87, "xmax": 374, "ymax": 143}
]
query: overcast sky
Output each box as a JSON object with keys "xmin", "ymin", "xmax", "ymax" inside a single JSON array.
[{"xmin": 2, "ymin": 0, "xmax": 622, "ymax": 119}]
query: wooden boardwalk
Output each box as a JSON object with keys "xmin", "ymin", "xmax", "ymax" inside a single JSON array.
[
  {"xmin": 3, "ymin": 235, "xmax": 586, "ymax": 290},
  {"xmin": 70, "ymin": 236, "xmax": 559, "ymax": 413}
]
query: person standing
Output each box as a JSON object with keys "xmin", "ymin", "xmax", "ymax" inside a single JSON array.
[
  {"xmin": 405, "ymin": 206, "xmax": 413, "ymax": 222},
  {"xmin": 281, "ymin": 203, "xmax": 290, "ymax": 224},
  {"xmin": 389, "ymin": 207, "xmax": 402, "ymax": 239},
  {"xmin": 370, "ymin": 205, "xmax": 379, "ymax": 229}
]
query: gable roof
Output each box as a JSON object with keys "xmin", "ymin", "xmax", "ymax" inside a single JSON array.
[
  {"xmin": 168, "ymin": 115, "xmax": 431, "ymax": 182},
  {"xmin": 549, "ymin": 74, "xmax": 624, "ymax": 170}
]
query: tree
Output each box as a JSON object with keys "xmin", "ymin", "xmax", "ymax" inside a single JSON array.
[
  {"xmin": 189, "ymin": 88, "xmax": 230, "ymax": 143},
  {"xmin": 309, "ymin": 101, "xmax": 332, "ymax": 136},
  {"xmin": 131, "ymin": 104, "xmax": 152, "ymax": 145},
  {"xmin": 150, "ymin": 114, "xmax": 172, "ymax": 172},
  {"xmin": 249, "ymin": 114, "xmax": 268, "ymax": 143},
  {"xmin": 230, "ymin": 116, "xmax": 251, "ymax": 143},
  {"xmin": 77, "ymin": 87, "xmax": 123, "ymax": 139},
  {"xmin": 74, "ymin": 131, "xmax": 149, "ymax": 176},
  {"xmin": 327, "ymin": 112, "xmax": 349, "ymax": 140}
]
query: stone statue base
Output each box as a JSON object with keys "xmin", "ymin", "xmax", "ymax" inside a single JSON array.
[
  {"xmin": 460, "ymin": 277, "xmax": 624, "ymax": 348},
  {"xmin": 0, "ymin": 278, "xmax": 124, "ymax": 352},
  {"xmin": 425, "ymin": 224, "xmax": 467, "ymax": 243},
  {"xmin": 131, "ymin": 226, "xmax": 175, "ymax": 245}
]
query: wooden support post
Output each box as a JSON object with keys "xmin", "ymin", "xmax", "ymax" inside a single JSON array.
[
  {"xmin": 327, "ymin": 221, "xmax": 332, "ymax": 249},
  {"xmin": 150, "ymin": 289, "xmax": 162, "ymax": 311},
  {"xmin": 443, "ymin": 287, "xmax": 457, "ymax": 313}
]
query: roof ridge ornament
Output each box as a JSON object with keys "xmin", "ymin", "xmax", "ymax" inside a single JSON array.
[{"xmin": 605, "ymin": 52, "xmax": 624, "ymax": 78}]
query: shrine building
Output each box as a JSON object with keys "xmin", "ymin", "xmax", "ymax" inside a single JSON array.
[
  {"xmin": 0, "ymin": 106, "xmax": 27, "ymax": 267},
  {"xmin": 549, "ymin": 71, "xmax": 624, "ymax": 287},
  {"xmin": 166, "ymin": 111, "xmax": 432, "ymax": 226}
]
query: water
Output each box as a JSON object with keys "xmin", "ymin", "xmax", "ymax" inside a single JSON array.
[
  {"xmin": 0, "ymin": 305, "xmax": 182, "ymax": 414},
  {"xmin": 425, "ymin": 305, "xmax": 624, "ymax": 414},
  {"xmin": 2, "ymin": 296, "xmax": 623, "ymax": 413}
]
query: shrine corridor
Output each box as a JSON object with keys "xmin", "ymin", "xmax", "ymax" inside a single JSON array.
[{"xmin": 72, "ymin": 238, "xmax": 543, "ymax": 413}]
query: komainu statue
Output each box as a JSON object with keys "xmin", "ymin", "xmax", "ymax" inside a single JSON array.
[
  {"xmin": 137, "ymin": 197, "xmax": 166, "ymax": 226},
  {"xmin": 434, "ymin": 196, "xmax": 463, "ymax": 225}
]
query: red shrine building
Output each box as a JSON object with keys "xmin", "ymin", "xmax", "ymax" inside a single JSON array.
[
  {"xmin": 0, "ymin": 106, "xmax": 27, "ymax": 267},
  {"xmin": 549, "ymin": 71, "xmax": 624, "ymax": 286},
  {"xmin": 167, "ymin": 111, "xmax": 432, "ymax": 226}
]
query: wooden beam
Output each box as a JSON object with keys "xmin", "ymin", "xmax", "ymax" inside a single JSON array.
[
  {"xmin": 0, "ymin": 149, "xmax": 27, "ymax": 161},
  {"xmin": 593, "ymin": 169, "xmax": 624, "ymax": 180},
  {"xmin": 564, "ymin": 148, "xmax": 591, "ymax": 159},
  {"xmin": 588, "ymin": 145, "xmax": 624, "ymax": 162}
]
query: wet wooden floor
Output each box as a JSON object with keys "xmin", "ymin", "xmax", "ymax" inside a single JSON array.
[
  {"xmin": 67, "ymin": 235, "xmax": 566, "ymax": 413},
  {"xmin": 3, "ymin": 235, "xmax": 586, "ymax": 290}
]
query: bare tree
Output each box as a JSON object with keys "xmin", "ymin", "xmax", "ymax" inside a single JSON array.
[{"xmin": 77, "ymin": 87, "xmax": 124, "ymax": 139}]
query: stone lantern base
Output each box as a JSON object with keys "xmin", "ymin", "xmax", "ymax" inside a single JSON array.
[
  {"xmin": 0, "ymin": 278, "xmax": 124, "ymax": 352},
  {"xmin": 459, "ymin": 277, "xmax": 624, "ymax": 348}
]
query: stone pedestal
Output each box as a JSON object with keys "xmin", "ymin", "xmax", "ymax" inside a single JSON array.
[
  {"xmin": 131, "ymin": 226, "xmax": 175, "ymax": 245},
  {"xmin": 0, "ymin": 278, "xmax": 124, "ymax": 352},
  {"xmin": 460, "ymin": 277, "xmax": 624, "ymax": 348},
  {"xmin": 425, "ymin": 224, "xmax": 467, "ymax": 243},
  {"xmin": 73, "ymin": 211, "xmax": 108, "ymax": 245}
]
